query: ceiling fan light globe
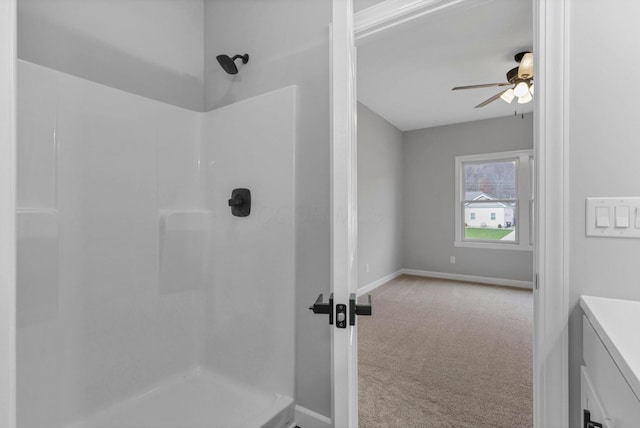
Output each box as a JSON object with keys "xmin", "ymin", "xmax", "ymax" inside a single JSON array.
[
  {"xmin": 514, "ymin": 81, "xmax": 529, "ymax": 97},
  {"xmin": 517, "ymin": 52, "xmax": 534, "ymax": 79},
  {"xmin": 518, "ymin": 91, "xmax": 533, "ymax": 104},
  {"xmin": 529, "ymin": 83, "xmax": 534, "ymax": 95},
  {"xmin": 500, "ymin": 88, "xmax": 515, "ymax": 103}
]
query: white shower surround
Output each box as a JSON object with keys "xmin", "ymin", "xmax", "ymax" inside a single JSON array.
[{"xmin": 17, "ymin": 60, "xmax": 296, "ymax": 428}]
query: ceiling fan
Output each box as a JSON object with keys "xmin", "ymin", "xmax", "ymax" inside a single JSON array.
[{"xmin": 452, "ymin": 51, "xmax": 534, "ymax": 108}]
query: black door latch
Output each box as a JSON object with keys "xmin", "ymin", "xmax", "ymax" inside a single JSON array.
[{"xmin": 309, "ymin": 293, "xmax": 372, "ymax": 328}]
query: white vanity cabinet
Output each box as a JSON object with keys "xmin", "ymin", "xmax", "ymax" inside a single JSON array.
[{"xmin": 581, "ymin": 296, "xmax": 640, "ymax": 428}]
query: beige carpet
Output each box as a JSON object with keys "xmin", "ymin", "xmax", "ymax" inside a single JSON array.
[{"xmin": 358, "ymin": 275, "xmax": 532, "ymax": 428}]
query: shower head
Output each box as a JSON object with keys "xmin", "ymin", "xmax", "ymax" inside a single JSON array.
[{"xmin": 216, "ymin": 53, "xmax": 249, "ymax": 75}]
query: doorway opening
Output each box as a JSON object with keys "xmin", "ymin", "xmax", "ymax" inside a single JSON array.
[{"xmin": 354, "ymin": 0, "xmax": 534, "ymax": 426}]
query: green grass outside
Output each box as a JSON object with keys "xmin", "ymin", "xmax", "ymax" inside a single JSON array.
[{"xmin": 464, "ymin": 227, "xmax": 513, "ymax": 240}]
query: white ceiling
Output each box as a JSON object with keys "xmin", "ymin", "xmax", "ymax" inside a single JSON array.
[{"xmin": 356, "ymin": 0, "xmax": 533, "ymax": 131}]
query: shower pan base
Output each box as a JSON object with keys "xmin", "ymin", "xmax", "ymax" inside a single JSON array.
[{"xmin": 67, "ymin": 367, "xmax": 295, "ymax": 428}]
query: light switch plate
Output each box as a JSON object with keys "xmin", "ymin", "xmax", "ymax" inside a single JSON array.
[{"xmin": 586, "ymin": 197, "xmax": 640, "ymax": 238}]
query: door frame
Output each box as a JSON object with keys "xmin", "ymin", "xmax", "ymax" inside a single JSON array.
[
  {"xmin": 0, "ymin": 0, "xmax": 17, "ymax": 427},
  {"xmin": 333, "ymin": 0, "xmax": 571, "ymax": 427},
  {"xmin": 532, "ymin": 0, "xmax": 570, "ymax": 426}
]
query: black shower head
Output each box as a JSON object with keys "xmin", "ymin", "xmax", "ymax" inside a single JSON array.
[{"xmin": 216, "ymin": 53, "xmax": 249, "ymax": 75}]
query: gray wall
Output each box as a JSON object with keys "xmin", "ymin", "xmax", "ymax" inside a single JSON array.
[
  {"xmin": 568, "ymin": 1, "xmax": 640, "ymax": 425},
  {"xmin": 357, "ymin": 103, "xmax": 403, "ymax": 288},
  {"xmin": 203, "ymin": 0, "xmax": 332, "ymax": 417},
  {"xmin": 17, "ymin": 0, "xmax": 205, "ymax": 111},
  {"xmin": 402, "ymin": 114, "xmax": 534, "ymax": 282}
]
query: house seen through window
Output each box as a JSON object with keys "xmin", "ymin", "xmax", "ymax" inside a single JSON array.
[{"xmin": 455, "ymin": 150, "xmax": 533, "ymax": 249}]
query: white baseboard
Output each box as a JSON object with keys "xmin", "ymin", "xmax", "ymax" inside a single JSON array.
[
  {"xmin": 357, "ymin": 269, "xmax": 403, "ymax": 296},
  {"xmin": 294, "ymin": 405, "xmax": 331, "ymax": 428},
  {"xmin": 401, "ymin": 268, "xmax": 533, "ymax": 289}
]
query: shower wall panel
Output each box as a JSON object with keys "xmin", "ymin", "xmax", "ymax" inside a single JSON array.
[
  {"xmin": 18, "ymin": 60, "xmax": 298, "ymax": 428},
  {"xmin": 202, "ymin": 86, "xmax": 297, "ymax": 400},
  {"xmin": 17, "ymin": 61, "xmax": 205, "ymax": 428}
]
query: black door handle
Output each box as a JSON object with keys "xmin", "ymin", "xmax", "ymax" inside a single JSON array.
[
  {"xmin": 309, "ymin": 293, "xmax": 333, "ymax": 325},
  {"xmin": 349, "ymin": 293, "xmax": 372, "ymax": 326}
]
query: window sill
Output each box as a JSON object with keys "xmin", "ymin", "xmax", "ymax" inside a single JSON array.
[{"xmin": 454, "ymin": 241, "xmax": 534, "ymax": 251}]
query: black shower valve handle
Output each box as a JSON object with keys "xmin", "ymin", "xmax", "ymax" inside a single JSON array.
[{"xmin": 229, "ymin": 188, "xmax": 251, "ymax": 217}]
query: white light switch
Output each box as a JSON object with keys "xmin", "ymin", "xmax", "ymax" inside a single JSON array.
[
  {"xmin": 616, "ymin": 206, "xmax": 630, "ymax": 228},
  {"xmin": 596, "ymin": 206, "xmax": 610, "ymax": 228},
  {"xmin": 587, "ymin": 198, "xmax": 640, "ymax": 238}
]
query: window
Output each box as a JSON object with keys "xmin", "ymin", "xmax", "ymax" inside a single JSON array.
[{"xmin": 455, "ymin": 150, "xmax": 534, "ymax": 250}]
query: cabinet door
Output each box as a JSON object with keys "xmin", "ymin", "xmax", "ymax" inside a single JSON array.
[
  {"xmin": 581, "ymin": 366, "xmax": 612, "ymax": 428},
  {"xmin": 583, "ymin": 316, "xmax": 640, "ymax": 427}
]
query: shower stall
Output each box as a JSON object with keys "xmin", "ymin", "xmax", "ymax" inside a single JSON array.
[{"xmin": 15, "ymin": 1, "xmax": 332, "ymax": 427}]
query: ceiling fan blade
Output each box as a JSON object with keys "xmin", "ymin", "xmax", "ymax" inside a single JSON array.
[
  {"xmin": 518, "ymin": 53, "xmax": 534, "ymax": 79},
  {"xmin": 475, "ymin": 89, "xmax": 508, "ymax": 108},
  {"xmin": 452, "ymin": 82, "xmax": 511, "ymax": 91}
]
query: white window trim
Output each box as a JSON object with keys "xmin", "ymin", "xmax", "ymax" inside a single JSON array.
[{"xmin": 455, "ymin": 149, "xmax": 534, "ymax": 251}]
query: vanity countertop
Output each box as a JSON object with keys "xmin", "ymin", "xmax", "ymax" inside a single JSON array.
[{"xmin": 581, "ymin": 295, "xmax": 640, "ymax": 400}]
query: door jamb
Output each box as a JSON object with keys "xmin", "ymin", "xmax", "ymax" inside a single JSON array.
[{"xmin": 533, "ymin": 0, "xmax": 570, "ymax": 426}]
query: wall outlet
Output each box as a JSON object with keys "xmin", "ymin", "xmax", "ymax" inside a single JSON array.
[
  {"xmin": 366, "ymin": 263, "xmax": 370, "ymax": 273},
  {"xmin": 450, "ymin": 256, "xmax": 456, "ymax": 264}
]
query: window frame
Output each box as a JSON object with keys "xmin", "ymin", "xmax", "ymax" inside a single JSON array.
[{"xmin": 454, "ymin": 149, "xmax": 534, "ymax": 251}]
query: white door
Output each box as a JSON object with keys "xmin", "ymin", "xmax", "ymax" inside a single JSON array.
[{"xmin": 331, "ymin": 0, "xmax": 359, "ymax": 426}]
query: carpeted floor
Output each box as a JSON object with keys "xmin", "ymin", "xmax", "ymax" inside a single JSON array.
[{"xmin": 358, "ymin": 275, "xmax": 533, "ymax": 428}]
